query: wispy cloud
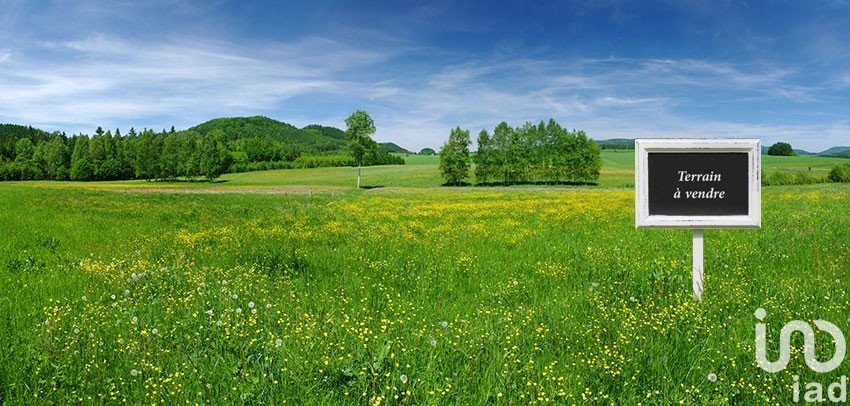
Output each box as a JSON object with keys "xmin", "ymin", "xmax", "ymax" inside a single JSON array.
[
  {"xmin": 1, "ymin": 1, "xmax": 848, "ymax": 153},
  {"xmin": 0, "ymin": 34, "xmax": 401, "ymax": 133}
]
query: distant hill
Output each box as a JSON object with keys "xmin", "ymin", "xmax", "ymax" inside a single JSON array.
[
  {"xmin": 0, "ymin": 124, "xmax": 57, "ymax": 161},
  {"xmin": 594, "ymin": 138, "xmax": 634, "ymax": 150},
  {"xmin": 189, "ymin": 116, "xmax": 346, "ymax": 152},
  {"xmin": 301, "ymin": 124, "xmax": 345, "ymax": 140},
  {"xmin": 379, "ymin": 142, "xmax": 413, "ymax": 154},
  {"xmin": 818, "ymin": 146, "xmax": 850, "ymax": 158}
]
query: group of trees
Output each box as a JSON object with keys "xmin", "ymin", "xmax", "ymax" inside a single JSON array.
[
  {"xmin": 0, "ymin": 126, "xmax": 230, "ymax": 182},
  {"xmin": 767, "ymin": 142, "xmax": 796, "ymax": 156},
  {"xmin": 0, "ymin": 112, "xmax": 405, "ymax": 182},
  {"xmin": 439, "ymin": 119, "xmax": 602, "ymax": 186}
]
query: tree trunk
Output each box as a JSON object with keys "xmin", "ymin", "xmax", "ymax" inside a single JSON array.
[{"xmin": 357, "ymin": 162, "xmax": 361, "ymax": 188}]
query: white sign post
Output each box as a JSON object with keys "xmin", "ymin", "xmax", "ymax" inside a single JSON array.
[{"xmin": 635, "ymin": 139, "xmax": 761, "ymax": 301}]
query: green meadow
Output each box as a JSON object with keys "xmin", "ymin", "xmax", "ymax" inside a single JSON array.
[{"xmin": 1, "ymin": 152, "xmax": 850, "ymax": 404}]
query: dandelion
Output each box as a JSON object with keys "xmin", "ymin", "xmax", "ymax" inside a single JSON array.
[
  {"xmin": 400, "ymin": 374, "xmax": 408, "ymax": 384},
  {"xmin": 232, "ymin": 293, "xmax": 238, "ymax": 300},
  {"xmin": 151, "ymin": 328, "xmax": 158, "ymax": 335},
  {"xmin": 216, "ymin": 320, "xmax": 223, "ymax": 326},
  {"xmin": 439, "ymin": 321, "xmax": 448, "ymax": 329},
  {"xmin": 131, "ymin": 316, "xmax": 138, "ymax": 324},
  {"xmin": 74, "ymin": 328, "xmax": 80, "ymax": 334},
  {"xmin": 429, "ymin": 337, "xmax": 437, "ymax": 347},
  {"xmin": 266, "ymin": 303, "xmax": 272, "ymax": 309},
  {"xmin": 205, "ymin": 309, "xmax": 214, "ymax": 316},
  {"xmin": 123, "ymin": 289, "xmax": 130, "ymax": 296},
  {"xmin": 130, "ymin": 369, "xmax": 139, "ymax": 377},
  {"xmin": 110, "ymin": 294, "xmax": 116, "ymax": 300},
  {"xmin": 81, "ymin": 295, "xmax": 87, "ymax": 301},
  {"xmin": 707, "ymin": 373, "xmax": 717, "ymax": 382},
  {"xmin": 248, "ymin": 301, "xmax": 255, "ymax": 309},
  {"xmin": 251, "ymin": 309, "xmax": 257, "ymax": 314},
  {"xmin": 275, "ymin": 338, "xmax": 283, "ymax": 346},
  {"xmin": 236, "ymin": 308, "xmax": 243, "ymax": 314}
]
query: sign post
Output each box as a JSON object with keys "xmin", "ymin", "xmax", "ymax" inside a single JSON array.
[{"xmin": 635, "ymin": 139, "xmax": 761, "ymax": 301}]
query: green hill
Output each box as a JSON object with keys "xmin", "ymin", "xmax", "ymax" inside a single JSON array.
[
  {"xmin": 301, "ymin": 124, "xmax": 345, "ymax": 140},
  {"xmin": 379, "ymin": 142, "xmax": 413, "ymax": 154},
  {"xmin": 0, "ymin": 124, "xmax": 56, "ymax": 160},
  {"xmin": 819, "ymin": 146, "xmax": 850, "ymax": 158},
  {"xmin": 189, "ymin": 116, "xmax": 346, "ymax": 152}
]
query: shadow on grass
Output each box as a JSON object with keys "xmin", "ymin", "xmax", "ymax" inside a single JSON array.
[
  {"xmin": 472, "ymin": 180, "xmax": 598, "ymax": 187},
  {"xmin": 144, "ymin": 179, "xmax": 230, "ymax": 184},
  {"xmin": 359, "ymin": 185, "xmax": 384, "ymax": 190}
]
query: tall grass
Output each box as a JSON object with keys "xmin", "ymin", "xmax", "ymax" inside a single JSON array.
[{"xmin": 1, "ymin": 183, "xmax": 849, "ymax": 403}]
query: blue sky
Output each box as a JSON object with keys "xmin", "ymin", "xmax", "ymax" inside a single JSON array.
[{"xmin": 1, "ymin": 0, "xmax": 849, "ymax": 151}]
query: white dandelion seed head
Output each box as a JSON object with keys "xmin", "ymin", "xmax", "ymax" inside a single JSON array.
[
  {"xmin": 232, "ymin": 293, "xmax": 238, "ymax": 300},
  {"xmin": 439, "ymin": 321, "xmax": 448, "ymax": 329},
  {"xmin": 216, "ymin": 320, "xmax": 223, "ymax": 326},
  {"xmin": 275, "ymin": 338, "xmax": 283, "ymax": 346},
  {"xmin": 131, "ymin": 316, "xmax": 138, "ymax": 324},
  {"xmin": 74, "ymin": 328, "xmax": 80, "ymax": 334},
  {"xmin": 429, "ymin": 337, "xmax": 437, "ymax": 347},
  {"xmin": 248, "ymin": 301, "xmax": 255, "ymax": 309},
  {"xmin": 110, "ymin": 295, "xmax": 116, "ymax": 300},
  {"xmin": 251, "ymin": 309, "xmax": 257, "ymax": 314},
  {"xmin": 708, "ymin": 373, "xmax": 717, "ymax": 382},
  {"xmin": 266, "ymin": 303, "xmax": 272, "ymax": 309},
  {"xmin": 400, "ymin": 374, "xmax": 408, "ymax": 384},
  {"xmin": 130, "ymin": 369, "xmax": 139, "ymax": 377},
  {"xmin": 81, "ymin": 296, "xmax": 87, "ymax": 301},
  {"xmin": 236, "ymin": 308, "xmax": 243, "ymax": 314},
  {"xmin": 151, "ymin": 328, "xmax": 158, "ymax": 335},
  {"xmin": 123, "ymin": 290, "xmax": 130, "ymax": 296},
  {"xmin": 205, "ymin": 309, "xmax": 214, "ymax": 316}
]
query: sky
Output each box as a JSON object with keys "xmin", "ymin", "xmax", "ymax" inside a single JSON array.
[{"xmin": 1, "ymin": 0, "xmax": 849, "ymax": 152}]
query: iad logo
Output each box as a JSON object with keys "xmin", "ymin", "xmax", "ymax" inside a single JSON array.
[
  {"xmin": 755, "ymin": 308, "xmax": 847, "ymax": 403},
  {"xmin": 755, "ymin": 308, "xmax": 846, "ymax": 373}
]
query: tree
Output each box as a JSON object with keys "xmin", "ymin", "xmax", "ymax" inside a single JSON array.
[
  {"xmin": 492, "ymin": 122, "xmax": 512, "ymax": 184},
  {"xmin": 70, "ymin": 136, "xmax": 94, "ymax": 181},
  {"xmin": 135, "ymin": 129, "xmax": 160, "ymax": 180},
  {"xmin": 419, "ymin": 148, "xmax": 436, "ymax": 155},
  {"xmin": 42, "ymin": 137, "xmax": 71, "ymax": 180},
  {"xmin": 14, "ymin": 138, "xmax": 35, "ymax": 162},
  {"xmin": 474, "ymin": 130, "xmax": 494, "ymax": 184},
  {"xmin": 199, "ymin": 130, "xmax": 229, "ymax": 181},
  {"xmin": 439, "ymin": 126, "xmax": 471, "ymax": 186},
  {"xmin": 344, "ymin": 110, "xmax": 377, "ymax": 188},
  {"xmin": 768, "ymin": 142, "xmax": 795, "ymax": 156}
]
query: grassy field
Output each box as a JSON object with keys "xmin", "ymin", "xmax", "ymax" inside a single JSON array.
[{"xmin": 1, "ymin": 153, "xmax": 849, "ymax": 404}]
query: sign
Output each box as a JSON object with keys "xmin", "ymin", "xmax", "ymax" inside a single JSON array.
[
  {"xmin": 636, "ymin": 139, "xmax": 761, "ymax": 228},
  {"xmin": 634, "ymin": 139, "xmax": 761, "ymax": 301}
]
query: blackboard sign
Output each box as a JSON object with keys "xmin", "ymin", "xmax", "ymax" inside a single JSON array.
[
  {"xmin": 648, "ymin": 152, "xmax": 748, "ymax": 216},
  {"xmin": 635, "ymin": 139, "xmax": 761, "ymax": 228}
]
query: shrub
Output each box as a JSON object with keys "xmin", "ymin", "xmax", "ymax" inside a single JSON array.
[{"xmin": 828, "ymin": 164, "xmax": 850, "ymax": 182}]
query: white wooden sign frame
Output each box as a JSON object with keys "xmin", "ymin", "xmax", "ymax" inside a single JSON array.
[
  {"xmin": 634, "ymin": 138, "xmax": 761, "ymax": 301},
  {"xmin": 635, "ymin": 138, "xmax": 761, "ymax": 229}
]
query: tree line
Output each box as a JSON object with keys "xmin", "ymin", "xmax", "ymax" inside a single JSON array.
[
  {"xmin": 0, "ymin": 126, "xmax": 231, "ymax": 182},
  {"xmin": 440, "ymin": 119, "xmax": 602, "ymax": 186},
  {"xmin": 0, "ymin": 112, "xmax": 404, "ymax": 182}
]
